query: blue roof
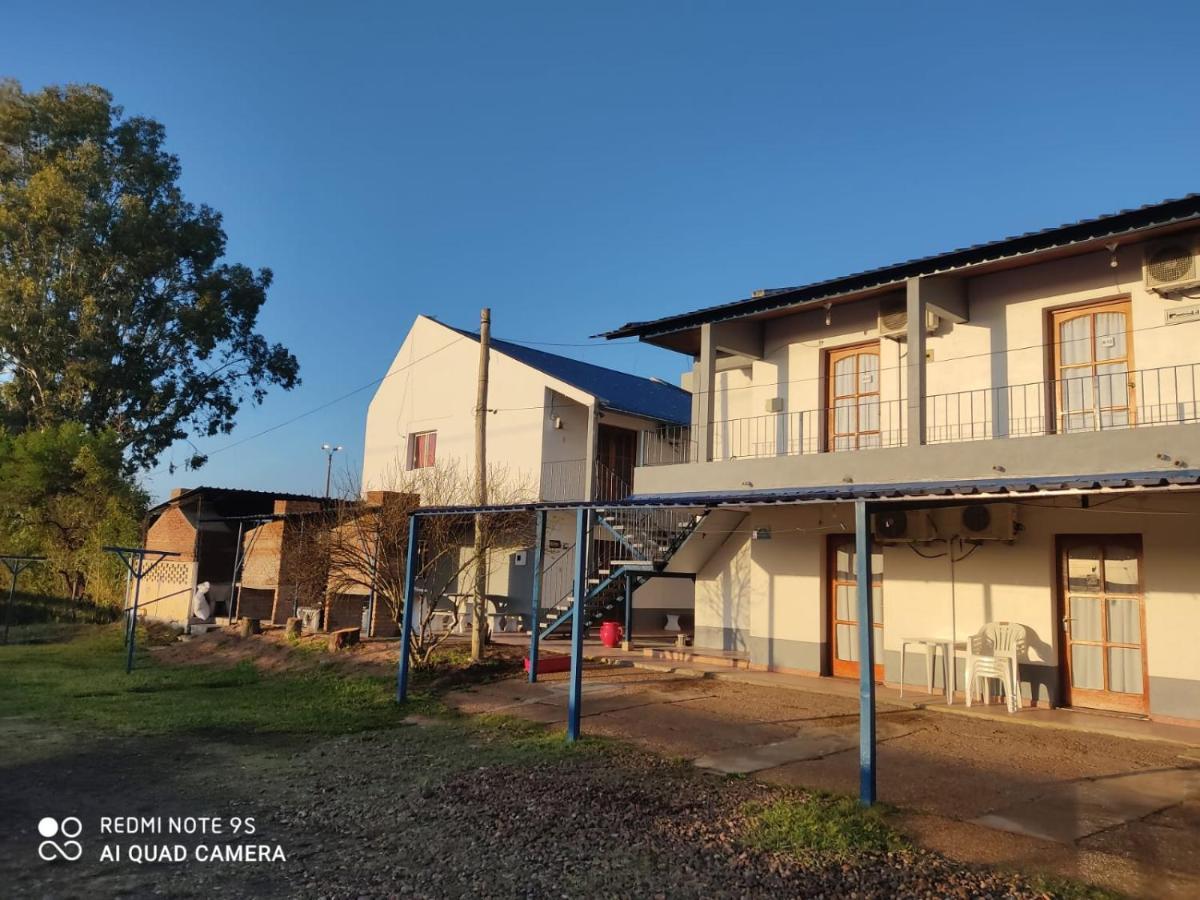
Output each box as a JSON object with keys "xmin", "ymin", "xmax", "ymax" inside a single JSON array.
[{"xmin": 444, "ymin": 324, "xmax": 690, "ymax": 425}]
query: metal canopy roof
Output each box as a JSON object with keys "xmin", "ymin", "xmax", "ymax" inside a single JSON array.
[
  {"xmin": 600, "ymin": 194, "xmax": 1200, "ymax": 344},
  {"xmin": 412, "ymin": 469, "xmax": 1200, "ymax": 516}
]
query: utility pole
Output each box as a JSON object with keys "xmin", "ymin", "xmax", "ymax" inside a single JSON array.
[
  {"xmin": 322, "ymin": 443, "xmax": 343, "ymax": 497},
  {"xmin": 471, "ymin": 307, "xmax": 491, "ymax": 661}
]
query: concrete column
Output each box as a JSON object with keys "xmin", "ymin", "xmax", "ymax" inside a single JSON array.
[
  {"xmin": 905, "ymin": 278, "xmax": 927, "ymax": 447},
  {"xmin": 697, "ymin": 324, "xmax": 717, "ymax": 462}
]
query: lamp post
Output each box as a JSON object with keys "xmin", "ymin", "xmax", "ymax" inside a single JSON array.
[{"xmin": 321, "ymin": 443, "xmax": 343, "ymax": 497}]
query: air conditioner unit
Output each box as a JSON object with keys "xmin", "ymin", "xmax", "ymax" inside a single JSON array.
[
  {"xmin": 932, "ymin": 504, "xmax": 1017, "ymax": 542},
  {"xmin": 878, "ymin": 299, "xmax": 940, "ymax": 340},
  {"xmin": 1143, "ymin": 238, "xmax": 1200, "ymax": 294},
  {"xmin": 871, "ymin": 509, "xmax": 936, "ymax": 543}
]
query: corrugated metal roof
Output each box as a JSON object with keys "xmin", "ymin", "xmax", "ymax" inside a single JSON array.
[
  {"xmin": 413, "ymin": 469, "xmax": 1200, "ymax": 515},
  {"xmin": 601, "ymin": 194, "xmax": 1200, "ymax": 341},
  {"xmin": 148, "ymin": 486, "xmax": 330, "ymax": 515},
  {"xmin": 444, "ymin": 325, "xmax": 690, "ymax": 425}
]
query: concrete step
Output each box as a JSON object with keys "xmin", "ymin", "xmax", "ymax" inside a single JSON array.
[{"xmin": 641, "ymin": 646, "xmax": 752, "ymax": 670}]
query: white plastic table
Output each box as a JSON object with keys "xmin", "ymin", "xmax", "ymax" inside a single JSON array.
[{"xmin": 900, "ymin": 637, "xmax": 956, "ymax": 704}]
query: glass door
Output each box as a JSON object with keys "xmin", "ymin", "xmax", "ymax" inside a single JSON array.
[
  {"xmin": 1052, "ymin": 300, "xmax": 1134, "ymax": 433},
  {"xmin": 826, "ymin": 343, "xmax": 882, "ymax": 451},
  {"xmin": 828, "ymin": 536, "xmax": 883, "ymax": 681},
  {"xmin": 1058, "ymin": 536, "xmax": 1148, "ymax": 714}
]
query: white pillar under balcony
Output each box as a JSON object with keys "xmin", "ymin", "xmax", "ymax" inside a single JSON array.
[{"xmin": 697, "ymin": 323, "xmax": 717, "ymax": 463}]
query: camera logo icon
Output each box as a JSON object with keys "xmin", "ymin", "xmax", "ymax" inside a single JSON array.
[{"xmin": 37, "ymin": 817, "xmax": 83, "ymax": 862}]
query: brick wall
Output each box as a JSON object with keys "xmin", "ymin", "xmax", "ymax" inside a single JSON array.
[
  {"xmin": 146, "ymin": 506, "xmax": 197, "ymax": 559},
  {"xmin": 325, "ymin": 593, "xmax": 366, "ymax": 632}
]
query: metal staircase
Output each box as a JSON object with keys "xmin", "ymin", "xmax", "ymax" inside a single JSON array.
[{"xmin": 538, "ymin": 506, "xmax": 707, "ymax": 639}]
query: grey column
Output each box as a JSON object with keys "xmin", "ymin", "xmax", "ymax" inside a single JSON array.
[
  {"xmin": 905, "ymin": 277, "xmax": 927, "ymax": 447},
  {"xmin": 697, "ymin": 323, "xmax": 717, "ymax": 462}
]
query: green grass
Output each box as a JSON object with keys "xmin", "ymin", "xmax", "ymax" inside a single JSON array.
[
  {"xmin": 0, "ymin": 624, "xmax": 411, "ymax": 736},
  {"xmin": 741, "ymin": 793, "xmax": 908, "ymax": 858}
]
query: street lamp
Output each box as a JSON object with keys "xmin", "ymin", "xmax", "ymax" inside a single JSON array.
[{"xmin": 321, "ymin": 443, "xmax": 344, "ymax": 497}]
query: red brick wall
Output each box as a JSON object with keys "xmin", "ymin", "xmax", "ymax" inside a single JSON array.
[
  {"xmin": 325, "ymin": 593, "xmax": 366, "ymax": 632},
  {"xmin": 146, "ymin": 506, "xmax": 197, "ymax": 559}
]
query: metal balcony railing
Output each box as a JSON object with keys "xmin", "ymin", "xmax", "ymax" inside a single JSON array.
[
  {"xmin": 638, "ymin": 363, "xmax": 1200, "ymax": 466},
  {"xmin": 925, "ymin": 363, "xmax": 1200, "ymax": 444},
  {"xmin": 539, "ymin": 458, "xmax": 587, "ymax": 502}
]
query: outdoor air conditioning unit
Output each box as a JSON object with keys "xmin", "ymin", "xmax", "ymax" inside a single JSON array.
[
  {"xmin": 871, "ymin": 509, "xmax": 936, "ymax": 543},
  {"xmin": 932, "ymin": 504, "xmax": 1018, "ymax": 542},
  {"xmin": 878, "ymin": 299, "xmax": 940, "ymax": 340},
  {"xmin": 1143, "ymin": 237, "xmax": 1200, "ymax": 294}
]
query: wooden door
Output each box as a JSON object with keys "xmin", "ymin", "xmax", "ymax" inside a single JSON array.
[
  {"xmin": 1057, "ymin": 536, "xmax": 1148, "ymax": 714},
  {"xmin": 827, "ymin": 343, "xmax": 882, "ymax": 451},
  {"xmin": 1052, "ymin": 300, "xmax": 1135, "ymax": 433},
  {"xmin": 596, "ymin": 425, "xmax": 637, "ymax": 500},
  {"xmin": 828, "ymin": 536, "xmax": 884, "ymax": 681}
]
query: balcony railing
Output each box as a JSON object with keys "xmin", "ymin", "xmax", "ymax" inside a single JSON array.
[
  {"xmin": 539, "ymin": 458, "xmax": 633, "ymax": 501},
  {"xmin": 639, "ymin": 362, "xmax": 1200, "ymax": 466},
  {"xmin": 926, "ymin": 363, "xmax": 1200, "ymax": 444}
]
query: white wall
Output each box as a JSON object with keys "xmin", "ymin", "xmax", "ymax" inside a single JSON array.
[{"xmin": 688, "ymin": 494, "xmax": 1200, "ymax": 710}]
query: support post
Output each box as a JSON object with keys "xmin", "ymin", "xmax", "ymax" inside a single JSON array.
[
  {"xmin": 696, "ymin": 323, "xmax": 717, "ymax": 462},
  {"xmin": 1, "ymin": 557, "xmax": 44, "ymax": 645},
  {"xmin": 855, "ymin": 499, "xmax": 877, "ymax": 806},
  {"xmin": 905, "ymin": 277, "xmax": 927, "ymax": 447},
  {"xmin": 228, "ymin": 519, "xmax": 245, "ymax": 625},
  {"xmin": 528, "ymin": 510, "xmax": 547, "ymax": 683},
  {"xmin": 566, "ymin": 507, "xmax": 589, "ymax": 742},
  {"xmin": 622, "ymin": 572, "xmax": 633, "ymax": 649},
  {"xmin": 396, "ymin": 513, "xmax": 422, "ymax": 703},
  {"xmin": 126, "ymin": 560, "xmax": 143, "ymax": 674}
]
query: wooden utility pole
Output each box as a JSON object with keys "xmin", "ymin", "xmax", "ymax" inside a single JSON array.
[{"xmin": 471, "ymin": 307, "xmax": 491, "ymax": 661}]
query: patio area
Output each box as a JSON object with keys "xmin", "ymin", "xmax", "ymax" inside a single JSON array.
[{"xmin": 465, "ymin": 641, "xmax": 1200, "ymax": 898}]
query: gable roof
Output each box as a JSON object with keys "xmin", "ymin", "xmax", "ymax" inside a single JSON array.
[
  {"xmin": 440, "ymin": 323, "xmax": 690, "ymax": 425},
  {"xmin": 601, "ymin": 193, "xmax": 1200, "ymax": 345}
]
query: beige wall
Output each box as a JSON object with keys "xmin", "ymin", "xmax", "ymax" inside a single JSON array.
[
  {"xmin": 657, "ymin": 231, "xmax": 1200, "ymax": 473},
  {"xmin": 688, "ymin": 494, "xmax": 1200, "ymax": 719}
]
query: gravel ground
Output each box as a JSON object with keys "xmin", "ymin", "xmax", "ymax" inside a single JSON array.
[{"xmin": 1, "ymin": 715, "xmax": 1065, "ymax": 899}]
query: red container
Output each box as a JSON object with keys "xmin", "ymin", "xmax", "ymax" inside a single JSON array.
[
  {"xmin": 599, "ymin": 621, "xmax": 623, "ymax": 649},
  {"xmin": 524, "ymin": 654, "xmax": 570, "ymax": 674}
]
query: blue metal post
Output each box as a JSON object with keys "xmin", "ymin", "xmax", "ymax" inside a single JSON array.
[
  {"xmin": 566, "ymin": 507, "xmax": 590, "ymax": 741},
  {"xmin": 622, "ymin": 572, "xmax": 633, "ymax": 648},
  {"xmin": 855, "ymin": 499, "xmax": 877, "ymax": 806},
  {"xmin": 396, "ymin": 513, "xmax": 422, "ymax": 703},
  {"xmin": 528, "ymin": 510, "xmax": 547, "ymax": 683}
]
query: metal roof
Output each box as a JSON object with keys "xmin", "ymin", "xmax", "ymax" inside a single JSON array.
[
  {"xmin": 601, "ymin": 194, "xmax": 1200, "ymax": 342},
  {"xmin": 147, "ymin": 486, "xmax": 331, "ymax": 516},
  {"xmin": 412, "ymin": 469, "xmax": 1200, "ymax": 516},
  {"xmin": 444, "ymin": 324, "xmax": 690, "ymax": 425}
]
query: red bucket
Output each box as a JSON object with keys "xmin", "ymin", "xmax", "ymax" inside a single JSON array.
[{"xmin": 599, "ymin": 620, "xmax": 623, "ymax": 649}]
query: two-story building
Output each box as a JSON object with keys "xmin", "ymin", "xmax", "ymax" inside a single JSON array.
[
  {"xmin": 363, "ymin": 314, "xmax": 695, "ymax": 632},
  {"xmin": 603, "ymin": 195, "xmax": 1200, "ymax": 725}
]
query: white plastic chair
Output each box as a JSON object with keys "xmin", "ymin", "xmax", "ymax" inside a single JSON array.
[{"xmin": 965, "ymin": 622, "xmax": 1026, "ymax": 713}]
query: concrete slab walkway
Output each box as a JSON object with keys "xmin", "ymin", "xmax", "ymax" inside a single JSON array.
[{"xmin": 971, "ymin": 767, "xmax": 1200, "ymax": 843}]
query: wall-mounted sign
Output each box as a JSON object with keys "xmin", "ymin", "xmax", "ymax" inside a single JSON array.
[{"xmin": 1165, "ymin": 303, "xmax": 1200, "ymax": 325}]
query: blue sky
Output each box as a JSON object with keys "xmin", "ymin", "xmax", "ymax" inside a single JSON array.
[{"xmin": 4, "ymin": 2, "xmax": 1198, "ymax": 501}]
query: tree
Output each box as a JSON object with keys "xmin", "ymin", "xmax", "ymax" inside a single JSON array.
[
  {"xmin": 326, "ymin": 461, "xmax": 533, "ymax": 666},
  {"xmin": 0, "ymin": 80, "xmax": 299, "ymax": 471},
  {"xmin": 0, "ymin": 423, "xmax": 146, "ymax": 604}
]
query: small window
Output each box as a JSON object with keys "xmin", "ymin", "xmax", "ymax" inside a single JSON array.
[{"xmin": 408, "ymin": 431, "xmax": 437, "ymax": 469}]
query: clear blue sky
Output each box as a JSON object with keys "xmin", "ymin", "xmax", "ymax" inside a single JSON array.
[{"xmin": 4, "ymin": 2, "xmax": 1198, "ymax": 502}]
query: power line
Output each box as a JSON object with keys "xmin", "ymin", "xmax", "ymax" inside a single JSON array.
[{"xmin": 206, "ymin": 337, "xmax": 466, "ymax": 457}]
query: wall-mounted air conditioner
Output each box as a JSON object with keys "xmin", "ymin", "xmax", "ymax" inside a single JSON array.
[
  {"xmin": 871, "ymin": 509, "xmax": 936, "ymax": 543},
  {"xmin": 878, "ymin": 299, "xmax": 940, "ymax": 340},
  {"xmin": 1144, "ymin": 237, "xmax": 1200, "ymax": 294},
  {"xmin": 932, "ymin": 503, "xmax": 1018, "ymax": 542}
]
